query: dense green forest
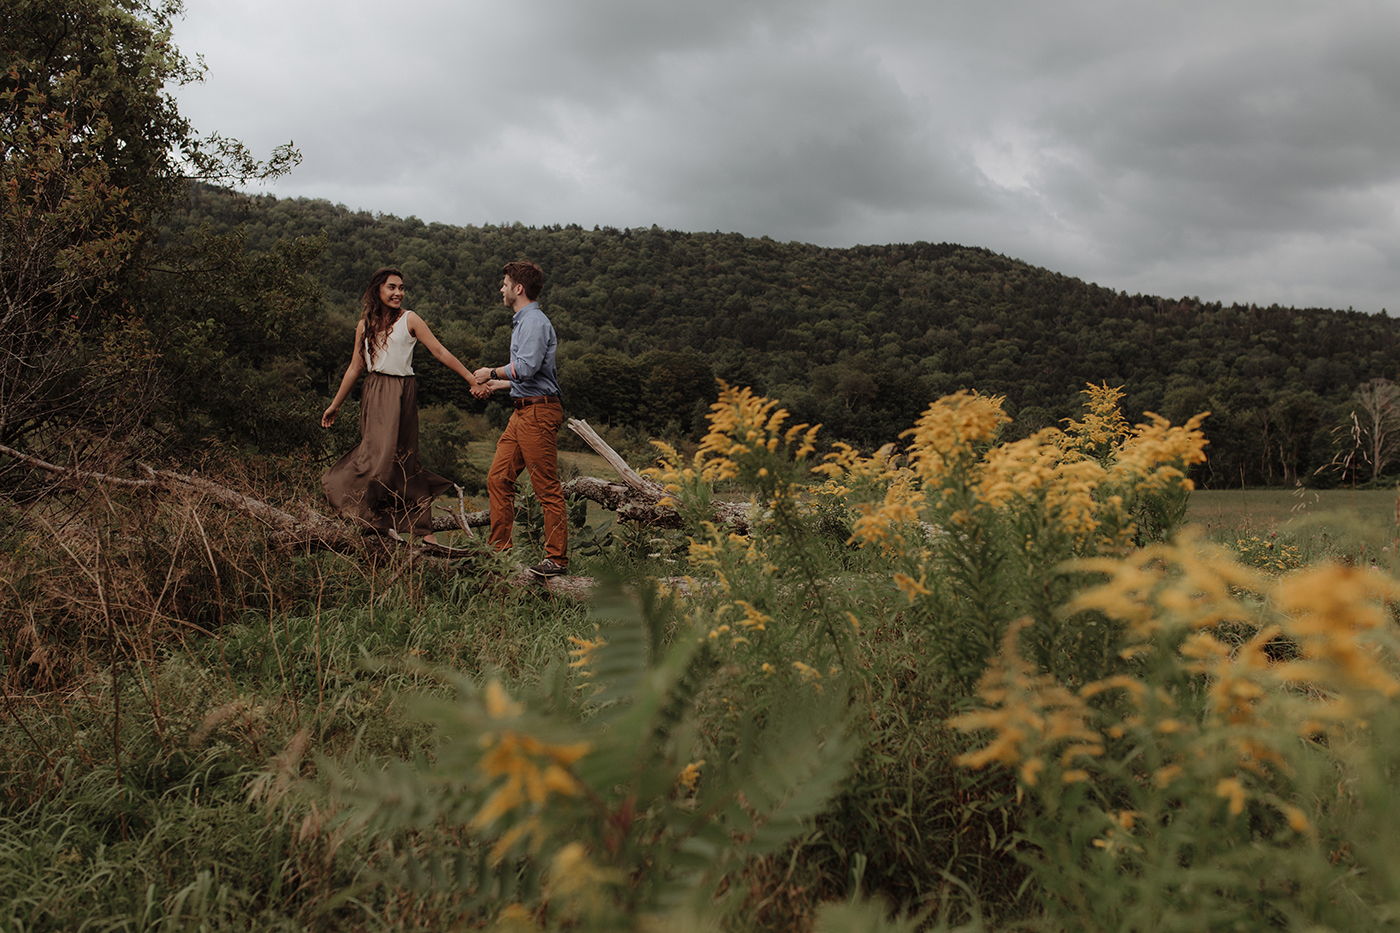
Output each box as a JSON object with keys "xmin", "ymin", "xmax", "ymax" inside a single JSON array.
[{"xmin": 163, "ymin": 183, "xmax": 1400, "ymax": 489}]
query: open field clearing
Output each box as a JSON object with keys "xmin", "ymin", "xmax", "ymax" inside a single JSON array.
[{"xmin": 1187, "ymin": 487, "xmax": 1399, "ymax": 532}]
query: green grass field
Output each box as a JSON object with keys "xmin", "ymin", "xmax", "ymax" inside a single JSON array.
[
  {"xmin": 1186, "ymin": 486, "xmax": 1400, "ymax": 571},
  {"xmin": 1187, "ymin": 487, "xmax": 1399, "ymax": 532}
]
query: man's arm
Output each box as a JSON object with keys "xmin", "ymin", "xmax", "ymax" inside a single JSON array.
[{"xmin": 508, "ymin": 311, "xmax": 551, "ymax": 381}]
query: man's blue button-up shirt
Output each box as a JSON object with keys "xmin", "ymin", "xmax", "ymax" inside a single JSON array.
[{"xmin": 508, "ymin": 302, "xmax": 561, "ymax": 399}]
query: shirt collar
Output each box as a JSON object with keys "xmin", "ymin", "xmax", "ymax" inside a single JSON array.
[{"xmin": 512, "ymin": 301, "xmax": 540, "ymax": 321}]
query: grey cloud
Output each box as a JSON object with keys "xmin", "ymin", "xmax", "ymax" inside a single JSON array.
[{"xmin": 614, "ymin": 47, "xmax": 985, "ymax": 235}]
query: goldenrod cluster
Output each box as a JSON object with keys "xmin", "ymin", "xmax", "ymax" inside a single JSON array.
[
  {"xmin": 677, "ymin": 380, "xmax": 819, "ymax": 485},
  {"xmin": 472, "ymin": 681, "xmax": 591, "ymax": 861},
  {"xmin": 645, "ymin": 439, "xmax": 697, "ymax": 508},
  {"xmin": 816, "ymin": 384, "xmax": 1208, "ymax": 559},
  {"xmin": 949, "ymin": 619, "xmax": 1102, "ymax": 791},
  {"xmin": 900, "ymin": 390, "xmax": 1010, "ymax": 487},
  {"xmin": 1275, "ymin": 564, "xmax": 1400, "ymax": 700},
  {"xmin": 685, "ymin": 521, "xmax": 766, "ymax": 592},
  {"xmin": 676, "ymin": 760, "xmax": 705, "ymax": 793},
  {"xmin": 545, "ymin": 841, "xmax": 623, "ymax": 917},
  {"xmin": 1059, "ymin": 382, "xmax": 1132, "ymax": 460},
  {"xmin": 975, "ymin": 429, "xmax": 1104, "ymax": 540},
  {"xmin": 847, "ymin": 475, "xmax": 925, "ymax": 557},
  {"xmin": 955, "ymin": 532, "xmax": 1400, "ymax": 837},
  {"xmin": 1232, "ymin": 535, "xmax": 1306, "ymax": 574},
  {"xmin": 567, "ymin": 635, "xmax": 606, "ymax": 676},
  {"xmin": 1108, "ymin": 412, "xmax": 1209, "ymax": 495}
]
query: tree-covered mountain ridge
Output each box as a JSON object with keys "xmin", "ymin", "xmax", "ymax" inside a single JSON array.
[{"xmin": 165, "ymin": 183, "xmax": 1400, "ymax": 487}]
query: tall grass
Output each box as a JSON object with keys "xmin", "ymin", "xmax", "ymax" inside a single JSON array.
[{"xmin": 0, "ymin": 449, "xmax": 603, "ymax": 930}]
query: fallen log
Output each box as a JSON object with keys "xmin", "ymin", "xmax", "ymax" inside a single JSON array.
[
  {"xmin": 1, "ymin": 426, "xmax": 749, "ymax": 598},
  {"xmin": 1, "ymin": 443, "xmax": 371, "ymax": 554}
]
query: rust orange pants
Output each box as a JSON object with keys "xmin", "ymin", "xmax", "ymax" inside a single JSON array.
[{"xmin": 487, "ymin": 397, "xmax": 567, "ymax": 565}]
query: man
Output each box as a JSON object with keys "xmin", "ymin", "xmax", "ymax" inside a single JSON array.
[{"xmin": 473, "ymin": 261, "xmax": 568, "ymax": 579}]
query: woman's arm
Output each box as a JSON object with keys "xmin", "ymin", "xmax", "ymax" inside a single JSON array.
[
  {"xmin": 407, "ymin": 312, "xmax": 482, "ymax": 387},
  {"xmin": 321, "ymin": 321, "xmax": 367, "ymax": 427}
]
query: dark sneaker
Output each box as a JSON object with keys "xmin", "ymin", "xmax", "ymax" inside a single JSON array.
[{"xmin": 527, "ymin": 558, "xmax": 568, "ymax": 580}]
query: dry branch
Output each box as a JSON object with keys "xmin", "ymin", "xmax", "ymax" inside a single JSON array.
[{"xmin": 564, "ymin": 419, "xmax": 752, "ymax": 533}]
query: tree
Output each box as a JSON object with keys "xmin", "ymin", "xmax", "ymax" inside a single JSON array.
[
  {"xmin": 1353, "ymin": 378, "xmax": 1400, "ymax": 482},
  {"xmin": 0, "ymin": 0, "xmax": 298, "ymax": 448},
  {"xmin": 637, "ymin": 350, "xmax": 715, "ymax": 435},
  {"xmin": 560, "ymin": 353, "xmax": 643, "ymax": 427},
  {"xmin": 1267, "ymin": 390, "xmax": 1322, "ymax": 486}
]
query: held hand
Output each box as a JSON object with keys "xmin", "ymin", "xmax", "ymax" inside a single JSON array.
[
  {"xmin": 321, "ymin": 406, "xmax": 338, "ymax": 427},
  {"xmin": 473, "ymin": 366, "xmax": 493, "ymax": 383},
  {"xmin": 471, "ymin": 384, "xmax": 492, "ymax": 399}
]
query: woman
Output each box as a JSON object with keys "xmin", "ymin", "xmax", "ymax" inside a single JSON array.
[{"xmin": 321, "ymin": 267, "xmax": 484, "ymax": 543}]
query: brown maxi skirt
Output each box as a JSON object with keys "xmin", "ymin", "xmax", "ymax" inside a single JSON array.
[{"xmin": 322, "ymin": 373, "xmax": 452, "ymax": 536}]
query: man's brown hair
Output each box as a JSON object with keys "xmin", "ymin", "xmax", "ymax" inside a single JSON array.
[{"xmin": 503, "ymin": 260, "xmax": 544, "ymax": 301}]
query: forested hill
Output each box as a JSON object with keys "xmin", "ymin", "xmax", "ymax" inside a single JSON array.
[{"xmin": 164, "ymin": 184, "xmax": 1400, "ymax": 488}]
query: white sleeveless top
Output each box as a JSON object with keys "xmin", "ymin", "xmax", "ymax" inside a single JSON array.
[{"xmin": 366, "ymin": 312, "xmax": 415, "ymax": 376}]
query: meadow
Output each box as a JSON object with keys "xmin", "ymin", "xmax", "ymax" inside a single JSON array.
[
  {"xmin": 3, "ymin": 387, "xmax": 1400, "ymax": 932},
  {"xmin": 1187, "ymin": 486, "xmax": 1398, "ymax": 534}
]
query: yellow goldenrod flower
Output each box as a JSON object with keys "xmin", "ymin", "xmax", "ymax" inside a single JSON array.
[
  {"xmin": 1110, "ymin": 412, "xmax": 1209, "ymax": 494},
  {"xmin": 1060, "ymin": 382, "xmax": 1131, "ymax": 455},
  {"xmin": 472, "ymin": 685, "xmax": 592, "ymax": 840},
  {"xmin": 1067, "ymin": 533, "xmax": 1264, "ymax": 639},
  {"xmin": 545, "ymin": 842, "xmax": 623, "ymax": 910},
  {"xmin": 1080, "ymin": 674, "xmax": 1149, "ymax": 702},
  {"xmin": 975, "ymin": 430, "xmax": 1065, "ymax": 509},
  {"xmin": 849, "ymin": 477, "xmax": 925, "ymax": 555},
  {"xmin": 951, "ymin": 619, "xmax": 1100, "ymax": 775},
  {"xmin": 1275, "ymin": 563, "xmax": 1400, "ymax": 697},
  {"xmin": 485, "ymin": 680, "xmax": 525, "ymax": 720},
  {"xmin": 814, "ymin": 441, "xmax": 901, "ymax": 482},
  {"xmin": 901, "ymin": 390, "xmax": 1009, "ymax": 487},
  {"xmin": 567, "ymin": 636, "xmax": 606, "ymax": 674},
  {"xmin": 684, "ymin": 382, "xmax": 823, "ymax": 485},
  {"xmin": 1280, "ymin": 803, "xmax": 1311, "ymax": 833},
  {"xmin": 676, "ymin": 759, "xmax": 705, "ymax": 793},
  {"xmin": 1215, "ymin": 776, "xmax": 1247, "ymax": 815},
  {"xmin": 735, "ymin": 600, "xmax": 771, "ymax": 631},
  {"xmin": 1091, "ymin": 827, "xmax": 1143, "ymax": 856},
  {"xmin": 893, "ymin": 571, "xmax": 932, "ymax": 602},
  {"xmin": 1059, "ymin": 742, "xmax": 1105, "ymax": 766},
  {"xmin": 1154, "ymin": 764, "xmax": 1184, "ymax": 787},
  {"xmin": 494, "ymin": 902, "xmax": 537, "ymax": 932}
]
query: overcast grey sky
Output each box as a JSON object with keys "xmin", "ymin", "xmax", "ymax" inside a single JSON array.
[{"xmin": 172, "ymin": 0, "xmax": 1400, "ymax": 313}]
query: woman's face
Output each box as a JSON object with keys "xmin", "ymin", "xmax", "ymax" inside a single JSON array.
[{"xmin": 379, "ymin": 275, "xmax": 405, "ymax": 310}]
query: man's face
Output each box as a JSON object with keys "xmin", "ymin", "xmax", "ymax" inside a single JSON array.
[{"xmin": 501, "ymin": 275, "xmax": 520, "ymax": 307}]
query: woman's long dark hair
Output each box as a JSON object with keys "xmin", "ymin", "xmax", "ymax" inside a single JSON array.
[{"xmin": 360, "ymin": 266, "xmax": 404, "ymax": 366}]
